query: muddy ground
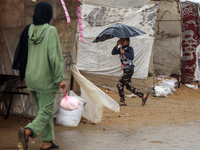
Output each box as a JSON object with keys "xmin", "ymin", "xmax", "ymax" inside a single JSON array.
[{"xmin": 0, "ymin": 84, "xmax": 200, "ymax": 149}]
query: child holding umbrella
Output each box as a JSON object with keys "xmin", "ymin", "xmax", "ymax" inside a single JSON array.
[{"xmin": 112, "ymin": 38, "xmax": 149, "ymax": 106}]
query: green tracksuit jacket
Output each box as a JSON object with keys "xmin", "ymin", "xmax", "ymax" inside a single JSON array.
[{"xmin": 25, "ymin": 23, "xmax": 64, "ymax": 93}]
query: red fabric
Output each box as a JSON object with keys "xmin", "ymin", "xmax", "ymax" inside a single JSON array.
[{"xmin": 181, "ymin": 4, "xmax": 200, "ymax": 83}]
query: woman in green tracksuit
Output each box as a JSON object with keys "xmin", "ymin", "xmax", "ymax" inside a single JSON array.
[{"xmin": 17, "ymin": 2, "xmax": 65, "ymax": 150}]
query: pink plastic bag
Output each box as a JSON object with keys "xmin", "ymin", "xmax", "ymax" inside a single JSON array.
[{"xmin": 60, "ymin": 89, "xmax": 80, "ymax": 111}]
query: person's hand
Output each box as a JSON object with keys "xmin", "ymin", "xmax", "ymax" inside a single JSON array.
[
  {"xmin": 120, "ymin": 48, "xmax": 125, "ymax": 54},
  {"xmin": 59, "ymin": 80, "xmax": 66, "ymax": 89},
  {"xmin": 116, "ymin": 39, "xmax": 121, "ymax": 47}
]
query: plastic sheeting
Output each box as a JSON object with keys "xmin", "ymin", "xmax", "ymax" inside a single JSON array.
[
  {"xmin": 155, "ymin": 75, "xmax": 178, "ymax": 97},
  {"xmin": 77, "ymin": 4, "xmax": 158, "ymax": 79},
  {"xmin": 71, "ymin": 65, "xmax": 120, "ymax": 124}
]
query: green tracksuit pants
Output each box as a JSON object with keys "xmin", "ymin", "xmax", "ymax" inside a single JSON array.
[{"xmin": 25, "ymin": 91, "xmax": 56, "ymax": 141}]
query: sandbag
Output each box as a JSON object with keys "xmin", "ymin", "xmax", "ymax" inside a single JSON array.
[{"xmin": 56, "ymin": 90, "xmax": 86, "ymax": 127}]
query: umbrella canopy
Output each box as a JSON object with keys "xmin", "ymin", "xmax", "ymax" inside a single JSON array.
[{"xmin": 93, "ymin": 23, "xmax": 146, "ymax": 43}]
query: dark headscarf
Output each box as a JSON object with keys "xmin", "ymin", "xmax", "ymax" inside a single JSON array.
[
  {"xmin": 33, "ymin": 2, "xmax": 53, "ymax": 25},
  {"xmin": 12, "ymin": 2, "xmax": 53, "ymax": 81}
]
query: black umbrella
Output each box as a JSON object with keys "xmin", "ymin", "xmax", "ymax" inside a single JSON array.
[{"xmin": 93, "ymin": 23, "xmax": 146, "ymax": 43}]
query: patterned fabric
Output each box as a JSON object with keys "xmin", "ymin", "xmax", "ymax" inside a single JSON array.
[
  {"xmin": 181, "ymin": 4, "xmax": 200, "ymax": 83},
  {"xmin": 117, "ymin": 69, "xmax": 143, "ymax": 102}
]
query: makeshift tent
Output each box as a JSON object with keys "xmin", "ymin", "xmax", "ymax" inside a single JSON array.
[
  {"xmin": 78, "ymin": 4, "xmax": 157, "ymax": 79},
  {"xmin": 0, "ymin": 0, "xmax": 79, "ymax": 117},
  {"xmin": 3, "ymin": 0, "xmax": 198, "ymax": 122},
  {"xmin": 152, "ymin": 1, "xmax": 182, "ymax": 76},
  {"xmin": 77, "ymin": 0, "xmax": 182, "ymax": 92},
  {"xmin": 0, "ymin": 0, "xmax": 120, "ymax": 124}
]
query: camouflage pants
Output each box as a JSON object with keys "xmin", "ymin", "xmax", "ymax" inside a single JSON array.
[{"xmin": 117, "ymin": 69, "xmax": 144, "ymax": 102}]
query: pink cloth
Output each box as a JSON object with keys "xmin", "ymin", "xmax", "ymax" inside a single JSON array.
[
  {"xmin": 60, "ymin": 0, "xmax": 70, "ymax": 23},
  {"xmin": 60, "ymin": 89, "xmax": 80, "ymax": 111},
  {"xmin": 78, "ymin": 0, "xmax": 84, "ymax": 42},
  {"xmin": 60, "ymin": 0, "xmax": 84, "ymax": 42}
]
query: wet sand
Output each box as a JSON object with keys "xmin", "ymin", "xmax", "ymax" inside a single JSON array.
[{"xmin": 1, "ymin": 85, "xmax": 200, "ymax": 149}]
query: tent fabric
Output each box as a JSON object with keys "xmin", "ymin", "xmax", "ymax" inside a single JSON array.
[
  {"xmin": 77, "ymin": 4, "xmax": 159, "ymax": 79},
  {"xmin": 0, "ymin": 0, "xmax": 78, "ymax": 117},
  {"xmin": 181, "ymin": 3, "xmax": 200, "ymax": 83},
  {"xmin": 152, "ymin": 1, "xmax": 182, "ymax": 77},
  {"xmin": 83, "ymin": 0, "xmax": 152, "ymax": 8}
]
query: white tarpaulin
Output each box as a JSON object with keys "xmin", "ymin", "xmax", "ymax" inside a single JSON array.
[
  {"xmin": 71, "ymin": 65, "xmax": 120, "ymax": 124},
  {"xmin": 77, "ymin": 4, "xmax": 159, "ymax": 79}
]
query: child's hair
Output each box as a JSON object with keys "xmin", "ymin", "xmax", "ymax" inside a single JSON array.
[
  {"xmin": 120, "ymin": 38, "xmax": 130, "ymax": 42},
  {"xmin": 125, "ymin": 38, "xmax": 130, "ymax": 42}
]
